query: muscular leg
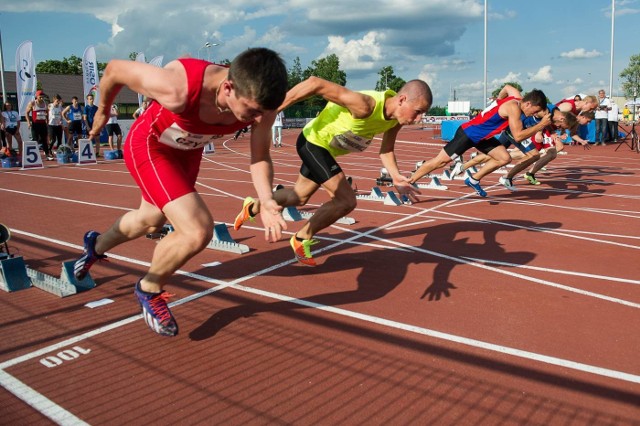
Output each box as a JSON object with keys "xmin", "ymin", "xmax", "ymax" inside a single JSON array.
[
  {"xmin": 412, "ymin": 148, "xmax": 453, "ymax": 181},
  {"xmin": 94, "ymin": 193, "xmax": 213, "ymax": 293},
  {"xmin": 529, "ymin": 147, "xmax": 558, "ymax": 176},
  {"xmin": 505, "ymin": 149, "xmax": 540, "ymax": 179},
  {"xmin": 471, "ymin": 145, "xmax": 511, "ymax": 180},
  {"xmin": 294, "ymin": 172, "xmax": 356, "ymax": 240}
]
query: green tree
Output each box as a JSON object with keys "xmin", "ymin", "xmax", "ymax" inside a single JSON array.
[
  {"xmin": 427, "ymin": 105, "xmax": 447, "ymax": 116},
  {"xmin": 303, "ymin": 54, "xmax": 346, "ymax": 85},
  {"xmin": 300, "ymin": 54, "xmax": 347, "ymax": 111},
  {"xmin": 288, "ymin": 56, "xmax": 304, "ymax": 90},
  {"xmin": 129, "ymin": 52, "xmax": 138, "ymax": 61},
  {"xmin": 620, "ymin": 54, "xmax": 640, "ymax": 100},
  {"xmin": 36, "ymin": 55, "xmax": 83, "ymax": 74},
  {"xmin": 375, "ymin": 66, "xmax": 406, "ymax": 92},
  {"xmin": 491, "ymin": 82, "xmax": 523, "ymax": 98},
  {"xmin": 36, "ymin": 55, "xmax": 107, "ymax": 75}
]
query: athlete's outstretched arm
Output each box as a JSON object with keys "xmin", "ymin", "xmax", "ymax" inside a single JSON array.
[
  {"xmin": 249, "ymin": 112, "xmax": 287, "ymax": 242},
  {"xmin": 280, "ymin": 76, "xmax": 375, "ymax": 119}
]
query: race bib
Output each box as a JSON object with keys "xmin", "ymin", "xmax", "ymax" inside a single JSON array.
[
  {"xmin": 329, "ymin": 131, "xmax": 372, "ymax": 153},
  {"xmin": 36, "ymin": 110, "xmax": 47, "ymax": 121},
  {"xmin": 73, "ymin": 112, "xmax": 82, "ymax": 120},
  {"xmin": 158, "ymin": 123, "xmax": 223, "ymax": 150}
]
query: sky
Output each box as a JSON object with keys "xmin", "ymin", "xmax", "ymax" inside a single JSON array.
[{"xmin": 1, "ymin": 0, "xmax": 638, "ymax": 108}]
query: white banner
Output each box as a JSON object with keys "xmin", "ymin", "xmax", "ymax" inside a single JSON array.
[
  {"xmin": 82, "ymin": 46, "xmax": 100, "ymax": 105},
  {"xmin": 149, "ymin": 55, "xmax": 164, "ymax": 68},
  {"xmin": 135, "ymin": 52, "xmax": 146, "ymax": 107},
  {"xmin": 15, "ymin": 40, "xmax": 37, "ymax": 117}
]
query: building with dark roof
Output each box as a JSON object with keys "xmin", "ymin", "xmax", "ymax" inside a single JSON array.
[{"xmin": 1, "ymin": 71, "xmax": 140, "ymax": 117}]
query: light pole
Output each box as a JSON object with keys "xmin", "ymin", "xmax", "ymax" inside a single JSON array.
[{"xmin": 198, "ymin": 42, "xmax": 219, "ymax": 62}]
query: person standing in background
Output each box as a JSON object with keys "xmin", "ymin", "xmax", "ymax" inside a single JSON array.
[
  {"xmin": 594, "ymin": 89, "xmax": 610, "ymax": 145},
  {"xmin": 26, "ymin": 90, "xmax": 52, "ymax": 160},
  {"xmin": 607, "ymin": 101, "xmax": 619, "ymax": 143},
  {"xmin": 272, "ymin": 110, "xmax": 284, "ymax": 147},
  {"xmin": 47, "ymin": 94, "xmax": 64, "ymax": 154},
  {"xmin": 106, "ymin": 103, "xmax": 123, "ymax": 155},
  {"xmin": 83, "ymin": 94, "xmax": 100, "ymax": 156},
  {"xmin": 63, "ymin": 96, "xmax": 84, "ymax": 148}
]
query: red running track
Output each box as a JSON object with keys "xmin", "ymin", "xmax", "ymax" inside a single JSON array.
[{"xmin": 0, "ymin": 126, "xmax": 639, "ymax": 425}]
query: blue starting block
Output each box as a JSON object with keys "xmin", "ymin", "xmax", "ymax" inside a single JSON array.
[
  {"xmin": 0, "ymin": 256, "xmax": 32, "ymax": 292},
  {"xmin": 282, "ymin": 206, "xmax": 304, "ymax": 222}
]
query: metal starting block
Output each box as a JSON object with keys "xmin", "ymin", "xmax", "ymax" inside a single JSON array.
[
  {"xmin": 356, "ymin": 187, "xmax": 386, "ymax": 202},
  {"xmin": 2, "ymin": 256, "xmax": 96, "ymax": 297},
  {"xmin": 0, "ymin": 256, "xmax": 31, "ymax": 292},
  {"xmin": 415, "ymin": 176, "xmax": 448, "ymax": 191},
  {"xmin": 29, "ymin": 260, "xmax": 96, "ymax": 297},
  {"xmin": 207, "ymin": 223, "xmax": 249, "ymax": 254}
]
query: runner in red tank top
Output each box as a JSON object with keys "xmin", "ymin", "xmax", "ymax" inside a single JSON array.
[{"xmin": 72, "ymin": 48, "xmax": 288, "ymax": 337}]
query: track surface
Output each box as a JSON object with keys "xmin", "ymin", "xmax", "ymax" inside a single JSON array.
[{"xmin": 1, "ymin": 126, "xmax": 639, "ymax": 425}]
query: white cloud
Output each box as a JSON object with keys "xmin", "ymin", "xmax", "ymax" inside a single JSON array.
[
  {"xmin": 560, "ymin": 48, "xmax": 602, "ymax": 59},
  {"xmin": 491, "ymin": 72, "xmax": 521, "ymax": 86},
  {"xmin": 323, "ymin": 32, "xmax": 385, "ymax": 71},
  {"xmin": 528, "ymin": 65, "xmax": 553, "ymax": 83}
]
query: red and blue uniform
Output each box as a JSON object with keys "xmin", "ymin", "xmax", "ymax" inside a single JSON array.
[{"xmin": 461, "ymin": 96, "xmax": 519, "ymax": 143}]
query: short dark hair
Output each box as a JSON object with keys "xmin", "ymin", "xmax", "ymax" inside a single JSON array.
[
  {"xmin": 522, "ymin": 89, "xmax": 547, "ymax": 109},
  {"xmin": 228, "ymin": 47, "xmax": 287, "ymax": 110}
]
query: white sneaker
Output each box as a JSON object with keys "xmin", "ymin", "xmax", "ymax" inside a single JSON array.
[
  {"xmin": 499, "ymin": 176, "xmax": 518, "ymax": 192},
  {"xmin": 449, "ymin": 161, "xmax": 464, "ymax": 179}
]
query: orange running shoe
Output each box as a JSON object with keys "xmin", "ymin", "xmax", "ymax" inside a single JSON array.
[
  {"xmin": 290, "ymin": 234, "xmax": 318, "ymax": 266},
  {"xmin": 233, "ymin": 196, "xmax": 256, "ymax": 230}
]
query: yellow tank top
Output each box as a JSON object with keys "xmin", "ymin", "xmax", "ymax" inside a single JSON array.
[{"xmin": 302, "ymin": 90, "xmax": 398, "ymax": 157}]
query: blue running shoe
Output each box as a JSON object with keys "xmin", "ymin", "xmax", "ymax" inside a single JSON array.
[
  {"xmin": 74, "ymin": 231, "xmax": 107, "ymax": 281},
  {"xmin": 134, "ymin": 281, "xmax": 178, "ymax": 337},
  {"xmin": 464, "ymin": 177, "xmax": 487, "ymax": 197}
]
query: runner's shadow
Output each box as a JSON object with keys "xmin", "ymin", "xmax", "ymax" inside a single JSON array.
[
  {"xmin": 190, "ymin": 219, "xmax": 554, "ymax": 341},
  {"xmin": 385, "ymin": 219, "xmax": 561, "ymax": 301}
]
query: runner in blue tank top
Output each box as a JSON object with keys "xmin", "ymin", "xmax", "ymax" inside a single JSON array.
[{"xmin": 409, "ymin": 84, "xmax": 550, "ymax": 197}]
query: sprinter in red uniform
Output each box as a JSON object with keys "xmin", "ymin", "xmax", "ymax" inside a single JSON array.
[{"xmin": 73, "ymin": 48, "xmax": 288, "ymax": 337}]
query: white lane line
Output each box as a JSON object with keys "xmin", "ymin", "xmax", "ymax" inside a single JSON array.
[
  {"xmin": 461, "ymin": 256, "xmax": 640, "ymax": 285},
  {"xmin": 0, "ymin": 370, "xmax": 89, "ymax": 426},
  {"xmin": 2, "ymin": 233, "xmax": 639, "ymax": 388}
]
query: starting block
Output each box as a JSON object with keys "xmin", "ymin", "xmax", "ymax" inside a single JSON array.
[
  {"xmin": 356, "ymin": 187, "xmax": 386, "ymax": 202},
  {"xmin": 29, "ymin": 260, "xmax": 96, "ymax": 297},
  {"xmin": 384, "ymin": 191, "xmax": 405, "ymax": 206},
  {"xmin": 415, "ymin": 176, "xmax": 448, "ymax": 191},
  {"xmin": 297, "ymin": 210, "xmax": 356, "ymax": 225},
  {"xmin": 282, "ymin": 206, "xmax": 304, "ymax": 222},
  {"xmin": 146, "ymin": 224, "xmax": 174, "ymax": 240},
  {"xmin": 0, "ymin": 256, "xmax": 31, "ymax": 292},
  {"xmin": 1, "ymin": 257, "xmax": 96, "ymax": 297},
  {"xmin": 207, "ymin": 223, "xmax": 249, "ymax": 254}
]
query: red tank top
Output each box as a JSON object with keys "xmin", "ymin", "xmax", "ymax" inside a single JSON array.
[
  {"xmin": 555, "ymin": 99, "xmax": 577, "ymax": 114},
  {"xmin": 128, "ymin": 58, "xmax": 252, "ymax": 150},
  {"xmin": 31, "ymin": 101, "xmax": 48, "ymax": 124}
]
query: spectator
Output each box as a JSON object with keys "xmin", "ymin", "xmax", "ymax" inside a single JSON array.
[
  {"xmin": 1, "ymin": 101, "xmax": 23, "ymax": 155},
  {"xmin": 83, "ymin": 94, "xmax": 100, "ymax": 156},
  {"xmin": 106, "ymin": 104, "xmax": 123, "ymax": 154},
  {"xmin": 594, "ymin": 89, "xmax": 611, "ymax": 145},
  {"xmin": 607, "ymin": 101, "xmax": 619, "ymax": 143},
  {"xmin": 272, "ymin": 110, "xmax": 284, "ymax": 147},
  {"xmin": 132, "ymin": 100, "xmax": 148, "ymax": 119},
  {"xmin": 48, "ymin": 94, "xmax": 64, "ymax": 153},
  {"xmin": 26, "ymin": 90, "xmax": 52, "ymax": 160},
  {"xmin": 63, "ymin": 96, "xmax": 84, "ymax": 147}
]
